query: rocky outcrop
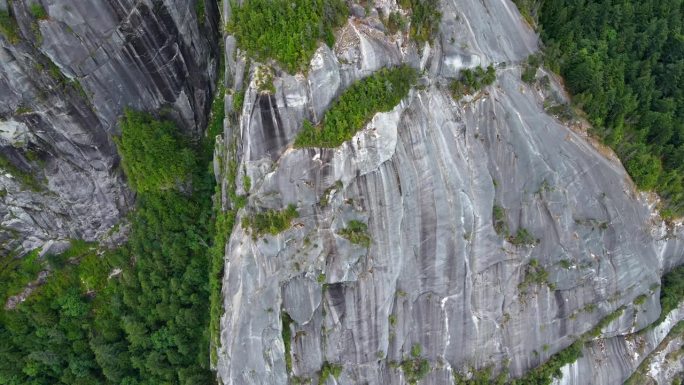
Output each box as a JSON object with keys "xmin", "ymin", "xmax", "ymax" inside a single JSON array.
[
  {"xmin": 215, "ymin": 1, "xmax": 684, "ymax": 385},
  {"xmin": 0, "ymin": 0, "xmax": 219, "ymax": 253},
  {"xmin": 557, "ymin": 302, "xmax": 684, "ymax": 385}
]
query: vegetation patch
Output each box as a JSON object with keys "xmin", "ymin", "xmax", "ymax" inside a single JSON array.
[
  {"xmin": 633, "ymin": 294, "xmax": 648, "ymax": 306},
  {"xmin": 397, "ymin": 0, "xmax": 442, "ymax": 44},
  {"xmin": 544, "ymin": 102, "xmax": 576, "ymax": 123},
  {"xmin": 0, "ymin": 7, "xmax": 20, "ymax": 44},
  {"xmin": 255, "ymin": 65, "xmax": 276, "ymax": 94},
  {"xmin": 242, "ymin": 204, "xmax": 299, "ymax": 237},
  {"xmin": 233, "ymin": 89, "xmax": 245, "ymax": 112},
  {"xmin": 518, "ymin": 259, "xmax": 554, "ymax": 294},
  {"xmin": 115, "ymin": 109, "xmax": 197, "ymax": 193},
  {"xmin": 521, "ymin": 54, "xmax": 541, "ymax": 84},
  {"xmin": 585, "ymin": 307, "xmax": 625, "ymax": 338},
  {"xmin": 511, "ymin": 0, "xmax": 540, "ymax": 27},
  {"xmin": 318, "ymin": 361, "xmax": 343, "ymax": 385},
  {"xmin": 385, "ymin": 11, "xmax": 408, "ymax": 35},
  {"xmin": 454, "ymin": 365, "xmax": 508, "ymax": 385},
  {"xmin": 209, "ymin": 211, "xmax": 235, "ymax": 364},
  {"xmin": 0, "ymin": 248, "xmax": 43, "ymax": 306},
  {"xmin": 29, "ymin": 4, "xmax": 48, "ymax": 20},
  {"xmin": 338, "ymin": 220, "xmax": 371, "ymax": 247},
  {"xmin": 242, "ymin": 175, "xmax": 251, "ymax": 192},
  {"xmin": 320, "ymin": 180, "xmax": 343, "ymax": 207},
  {"xmin": 282, "ymin": 311, "xmax": 294, "ymax": 374},
  {"xmin": 450, "ymin": 65, "xmax": 496, "ymax": 100},
  {"xmin": 653, "ymin": 265, "xmax": 684, "ymax": 327},
  {"xmin": 195, "ymin": 0, "xmax": 205, "ymax": 25},
  {"xmin": 399, "ymin": 344, "xmax": 430, "ymax": 385},
  {"xmin": 207, "ymin": 83, "xmax": 226, "ymax": 141},
  {"xmin": 492, "ymin": 205, "xmax": 509, "ymax": 236},
  {"xmin": 295, "ymin": 65, "xmax": 417, "ymax": 148},
  {"xmin": 292, "ymin": 376, "xmax": 312, "ymax": 385},
  {"xmin": 509, "ymin": 340, "xmax": 583, "ymax": 385},
  {"xmin": 227, "ymin": 0, "xmax": 348, "ymax": 73},
  {"xmin": 207, "ymin": 64, "xmax": 236, "ymax": 365},
  {"xmin": 508, "ymin": 228, "xmax": 539, "ymax": 246},
  {"xmin": 0, "ymin": 153, "xmax": 44, "ymax": 191}
]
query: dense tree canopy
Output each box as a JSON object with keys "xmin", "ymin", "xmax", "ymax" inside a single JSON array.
[
  {"xmin": 227, "ymin": 0, "xmax": 348, "ymax": 73},
  {"xmin": 116, "ymin": 110, "xmax": 196, "ymax": 193},
  {"xmin": 0, "ymin": 110, "xmax": 220, "ymax": 385},
  {"xmin": 538, "ymin": 0, "xmax": 684, "ymax": 216}
]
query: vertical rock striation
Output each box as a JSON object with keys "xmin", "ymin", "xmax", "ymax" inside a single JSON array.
[
  {"xmin": 0, "ymin": 0, "xmax": 219, "ymax": 253},
  {"xmin": 216, "ymin": 1, "xmax": 684, "ymax": 384}
]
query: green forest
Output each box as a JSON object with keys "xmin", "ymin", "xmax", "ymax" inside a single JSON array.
[
  {"xmin": 0, "ymin": 110, "xmax": 222, "ymax": 385},
  {"xmin": 227, "ymin": 0, "xmax": 348, "ymax": 73},
  {"xmin": 536, "ymin": 0, "xmax": 684, "ymax": 217},
  {"xmin": 295, "ymin": 65, "xmax": 417, "ymax": 147}
]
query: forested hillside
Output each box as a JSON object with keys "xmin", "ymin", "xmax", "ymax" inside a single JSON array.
[
  {"xmin": 536, "ymin": 0, "xmax": 684, "ymax": 217},
  {"xmin": 0, "ymin": 110, "xmax": 221, "ymax": 385}
]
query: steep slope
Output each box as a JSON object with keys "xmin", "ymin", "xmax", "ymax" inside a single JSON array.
[
  {"xmin": 217, "ymin": 0, "xmax": 684, "ymax": 384},
  {"xmin": 215, "ymin": 1, "xmax": 684, "ymax": 384},
  {"xmin": 0, "ymin": 0, "xmax": 219, "ymax": 254}
]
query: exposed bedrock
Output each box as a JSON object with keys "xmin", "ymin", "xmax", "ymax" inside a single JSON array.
[
  {"xmin": 216, "ymin": 1, "xmax": 684, "ymax": 384},
  {"xmin": 0, "ymin": 0, "xmax": 220, "ymax": 253}
]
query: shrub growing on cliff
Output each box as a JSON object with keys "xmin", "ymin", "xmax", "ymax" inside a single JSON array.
[
  {"xmin": 386, "ymin": 11, "xmax": 407, "ymax": 34},
  {"xmin": 295, "ymin": 65, "xmax": 417, "ymax": 148},
  {"xmin": 195, "ymin": 0, "xmax": 205, "ymax": 25},
  {"xmin": 399, "ymin": 344, "xmax": 430, "ymax": 384},
  {"xmin": 228, "ymin": 0, "xmax": 348, "ymax": 73},
  {"xmin": 29, "ymin": 4, "xmax": 48, "ymax": 20},
  {"xmin": 492, "ymin": 205, "xmax": 509, "ymax": 236},
  {"xmin": 338, "ymin": 220, "xmax": 371, "ymax": 247},
  {"xmin": 319, "ymin": 361, "xmax": 343, "ymax": 385},
  {"xmin": 518, "ymin": 259, "xmax": 553, "ymax": 294},
  {"xmin": 242, "ymin": 204, "xmax": 299, "ymax": 237},
  {"xmin": 509, "ymin": 228, "xmax": 538, "ymax": 246},
  {"xmin": 450, "ymin": 65, "xmax": 496, "ymax": 99},
  {"xmin": 397, "ymin": 0, "xmax": 442, "ymax": 43},
  {"xmin": 0, "ymin": 8, "xmax": 20, "ymax": 43},
  {"xmin": 521, "ymin": 54, "xmax": 541, "ymax": 83},
  {"xmin": 453, "ymin": 365, "xmax": 508, "ymax": 385},
  {"xmin": 116, "ymin": 109, "xmax": 196, "ymax": 193},
  {"xmin": 282, "ymin": 311, "xmax": 294, "ymax": 373}
]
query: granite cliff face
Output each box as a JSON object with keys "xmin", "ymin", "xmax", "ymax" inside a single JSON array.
[
  {"xmin": 3, "ymin": 0, "xmax": 683, "ymax": 384},
  {"xmin": 215, "ymin": 1, "xmax": 684, "ymax": 384},
  {"xmin": 0, "ymin": 0, "xmax": 219, "ymax": 253}
]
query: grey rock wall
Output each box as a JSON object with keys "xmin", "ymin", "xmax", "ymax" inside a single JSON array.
[
  {"xmin": 556, "ymin": 302, "xmax": 684, "ymax": 385},
  {"xmin": 0, "ymin": 0, "xmax": 219, "ymax": 253},
  {"xmin": 215, "ymin": 1, "xmax": 684, "ymax": 385}
]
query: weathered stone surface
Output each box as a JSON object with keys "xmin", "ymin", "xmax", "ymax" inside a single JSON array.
[
  {"xmin": 0, "ymin": 0, "xmax": 219, "ymax": 254},
  {"xmin": 214, "ymin": 1, "xmax": 684, "ymax": 385},
  {"xmin": 556, "ymin": 302, "xmax": 684, "ymax": 385}
]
